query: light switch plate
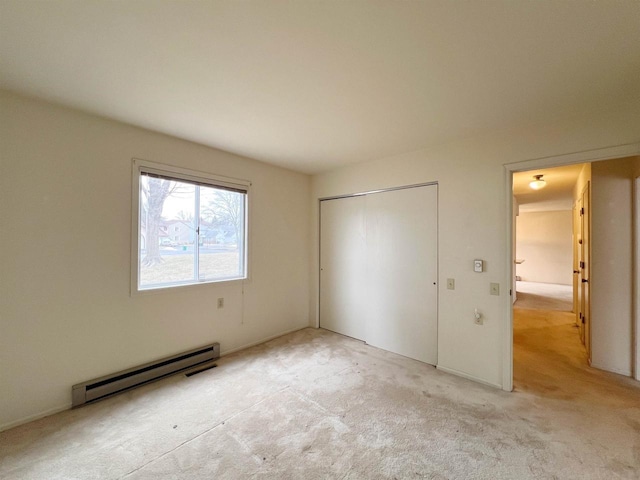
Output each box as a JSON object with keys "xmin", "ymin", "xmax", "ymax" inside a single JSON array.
[
  {"xmin": 447, "ymin": 278, "xmax": 455, "ymax": 290},
  {"xmin": 490, "ymin": 283, "xmax": 500, "ymax": 296}
]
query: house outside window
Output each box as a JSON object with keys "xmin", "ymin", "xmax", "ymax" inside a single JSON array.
[{"xmin": 132, "ymin": 159, "xmax": 249, "ymax": 292}]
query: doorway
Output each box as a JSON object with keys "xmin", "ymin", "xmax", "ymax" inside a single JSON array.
[
  {"xmin": 502, "ymin": 143, "xmax": 640, "ymax": 391},
  {"xmin": 512, "ymin": 164, "xmax": 589, "ymax": 392},
  {"xmin": 319, "ymin": 183, "xmax": 438, "ymax": 364}
]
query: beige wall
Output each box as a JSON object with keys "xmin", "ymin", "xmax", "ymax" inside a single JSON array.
[
  {"xmin": 573, "ymin": 163, "xmax": 592, "ymax": 201},
  {"xmin": 591, "ymin": 157, "xmax": 636, "ymax": 376},
  {"xmin": 0, "ymin": 91, "xmax": 311, "ymax": 430},
  {"xmin": 311, "ymin": 102, "xmax": 640, "ymax": 389},
  {"xmin": 632, "ymin": 156, "xmax": 640, "ymax": 178},
  {"xmin": 516, "ymin": 211, "xmax": 573, "ymax": 285}
]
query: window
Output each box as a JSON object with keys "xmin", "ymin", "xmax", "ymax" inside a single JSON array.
[{"xmin": 132, "ymin": 160, "xmax": 249, "ymax": 291}]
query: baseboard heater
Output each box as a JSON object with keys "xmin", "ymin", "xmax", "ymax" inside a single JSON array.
[{"xmin": 72, "ymin": 342, "xmax": 220, "ymax": 407}]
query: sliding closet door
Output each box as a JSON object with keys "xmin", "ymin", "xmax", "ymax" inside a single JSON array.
[
  {"xmin": 319, "ymin": 184, "xmax": 438, "ymax": 365},
  {"xmin": 365, "ymin": 185, "xmax": 438, "ymax": 364},
  {"xmin": 319, "ymin": 195, "xmax": 367, "ymax": 340}
]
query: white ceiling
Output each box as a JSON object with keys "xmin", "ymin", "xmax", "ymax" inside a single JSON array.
[
  {"xmin": 513, "ymin": 164, "xmax": 585, "ymax": 213},
  {"xmin": 2, "ymin": 1, "xmax": 639, "ymax": 174}
]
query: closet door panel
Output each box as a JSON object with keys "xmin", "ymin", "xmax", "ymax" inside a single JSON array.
[
  {"xmin": 365, "ymin": 185, "xmax": 438, "ymax": 364},
  {"xmin": 319, "ymin": 196, "xmax": 367, "ymax": 340}
]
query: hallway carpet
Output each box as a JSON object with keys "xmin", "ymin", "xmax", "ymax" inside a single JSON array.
[
  {"xmin": 515, "ymin": 281, "xmax": 573, "ymax": 311},
  {"xmin": 1, "ymin": 323, "xmax": 639, "ymax": 479}
]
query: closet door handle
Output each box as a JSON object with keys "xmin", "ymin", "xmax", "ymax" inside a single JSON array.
[{"xmin": 582, "ymin": 279, "xmax": 589, "ymax": 283}]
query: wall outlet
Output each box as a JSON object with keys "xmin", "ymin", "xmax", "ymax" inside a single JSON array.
[
  {"xmin": 490, "ymin": 283, "xmax": 500, "ymax": 296},
  {"xmin": 447, "ymin": 278, "xmax": 455, "ymax": 290},
  {"xmin": 217, "ymin": 297, "xmax": 224, "ymax": 309}
]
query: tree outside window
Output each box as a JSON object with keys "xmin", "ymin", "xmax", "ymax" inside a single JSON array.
[{"xmin": 137, "ymin": 168, "xmax": 247, "ymax": 290}]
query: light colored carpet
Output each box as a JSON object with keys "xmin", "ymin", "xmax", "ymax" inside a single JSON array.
[
  {"xmin": 1, "ymin": 325, "xmax": 639, "ymax": 479},
  {"xmin": 515, "ymin": 281, "xmax": 573, "ymax": 311}
]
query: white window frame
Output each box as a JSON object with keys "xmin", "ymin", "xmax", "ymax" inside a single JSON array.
[{"xmin": 131, "ymin": 158, "xmax": 251, "ymax": 295}]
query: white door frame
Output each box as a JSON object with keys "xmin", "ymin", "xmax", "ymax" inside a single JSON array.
[
  {"xmin": 502, "ymin": 142, "xmax": 640, "ymax": 391},
  {"xmin": 635, "ymin": 176, "xmax": 640, "ymax": 381}
]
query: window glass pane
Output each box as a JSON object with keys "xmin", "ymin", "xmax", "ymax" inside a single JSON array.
[
  {"xmin": 199, "ymin": 185, "xmax": 245, "ymax": 281},
  {"xmin": 139, "ymin": 176, "xmax": 196, "ymax": 288},
  {"xmin": 137, "ymin": 167, "xmax": 247, "ymax": 291}
]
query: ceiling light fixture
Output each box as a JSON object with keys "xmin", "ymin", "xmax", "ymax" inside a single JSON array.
[{"xmin": 529, "ymin": 174, "xmax": 546, "ymax": 190}]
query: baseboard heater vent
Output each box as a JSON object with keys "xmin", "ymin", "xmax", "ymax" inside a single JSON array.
[{"xmin": 72, "ymin": 342, "xmax": 220, "ymax": 407}]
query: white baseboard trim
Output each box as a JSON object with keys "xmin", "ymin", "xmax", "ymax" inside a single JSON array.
[
  {"xmin": 220, "ymin": 325, "xmax": 309, "ymax": 357},
  {"xmin": 436, "ymin": 365, "xmax": 503, "ymax": 390},
  {"xmin": 590, "ymin": 362, "xmax": 632, "ymax": 377},
  {"xmin": 0, "ymin": 403, "xmax": 71, "ymax": 433},
  {"xmin": 1, "ymin": 325, "xmax": 309, "ymax": 433}
]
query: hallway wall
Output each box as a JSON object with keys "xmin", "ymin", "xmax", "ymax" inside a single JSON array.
[
  {"xmin": 516, "ymin": 210, "xmax": 573, "ymax": 285},
  {"xmin": 591, "ymin": 156, "xmax": 639, "ymax": 376}
]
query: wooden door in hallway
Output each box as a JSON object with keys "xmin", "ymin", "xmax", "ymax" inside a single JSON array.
[
  {"xmin": 576, "ymin": 196, "xmax": 583, "ymax": 336},
  {"xmin": 578, "ymin": 182, "xmax": 591, "ymax": 361},
  {"xmin": 573, "ymin": 202, "xmax": 579, "ymax": 320}
]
